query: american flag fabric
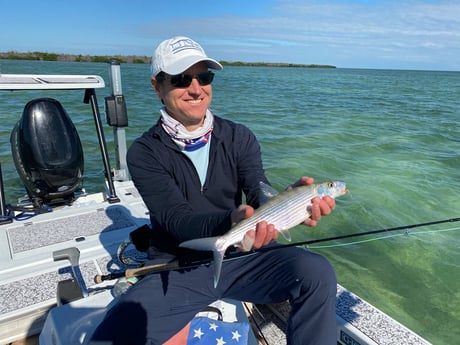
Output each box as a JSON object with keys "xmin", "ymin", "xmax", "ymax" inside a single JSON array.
[{"xmin": 186, "ymin": 316, "xmax": 249, "ymax": 345}]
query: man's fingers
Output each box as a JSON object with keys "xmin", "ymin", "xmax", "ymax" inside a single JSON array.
[
  {"xmin": 310, "ymin": 198, "xmax": 322, "ymax": 220},
  {"xmin": 232, "ymin": 205, "xmax": 254, "ymax": 226},
  {"xmin": 245, "ymin": 206, "xmax": 254, "ymax": 218},
  {"xmin": 239, "ymin": 230, "xmax": 255, "ymax": 251},
  {"xmin": 266, "ymin": 223, "xmax": 278, "ymax": 243},
  {"xmin": 323, "ymin": 195, "xmax": 336, "ymax": 211},
  {"xmin": 241, "ymin": 222, "xmax": 278, "ymax": 250},
  {"xmin": 287, "ymin": 176, "xmax": 314, "ymax": 190},
  {"xmin": 252, "ymin": 221, "xmax": 268, "ymax": 249}
]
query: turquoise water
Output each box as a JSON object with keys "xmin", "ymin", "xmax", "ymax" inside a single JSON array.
[{"xmin": 1, "ymin": 60, "xmax": 459, "ymax": 344}]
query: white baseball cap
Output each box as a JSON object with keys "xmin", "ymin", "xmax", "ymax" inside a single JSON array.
[{"xmin": 151, "ymin": 36, "xmax": 223, "ymax": 76}]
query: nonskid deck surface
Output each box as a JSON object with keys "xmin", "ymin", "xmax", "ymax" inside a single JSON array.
[
  {"xmin": 0, "ymin": 181, "xmax": 149, "ymax": 344},
  {"xmin": 7, "ymin": 206, "xmax": 136, "ymax": 255},
  {"xmin": 251, "ymin": 285, "xmax": 432, "ymax": 345}
]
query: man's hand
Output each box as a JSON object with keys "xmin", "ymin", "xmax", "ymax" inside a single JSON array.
[
  {"xmin": 287, "ymin": 176, "xmax": 336, "ymax": 227},
  {"xmin": 231, "ymin": 205, "xmax": 278, "ymax": 251},
  {"xmin": 245, "ymin": 221, "xmax": 278, "ymax": 250},
  {"xmin": 231, "ymin": 175, "xmax": 336, "ymax": 252}
]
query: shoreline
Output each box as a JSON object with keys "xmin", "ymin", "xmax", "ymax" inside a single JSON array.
[{"xmin": 0, "ymin": 51, "xmax": 336, "ymax": 69}]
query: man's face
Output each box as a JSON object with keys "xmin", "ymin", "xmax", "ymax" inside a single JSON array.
[{"xmin": 152, "ymin": 62, "xmax": 212, "ymax": 131}]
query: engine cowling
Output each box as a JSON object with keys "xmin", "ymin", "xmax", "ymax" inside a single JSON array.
[{"xmin": 10, "ymin": 98, "xmax": 84, "ymax": 203}]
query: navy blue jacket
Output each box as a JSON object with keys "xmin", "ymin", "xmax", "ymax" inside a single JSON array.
[{"xmin": 127, "ymin": 114, "xmax": 269, "ymax": 253}]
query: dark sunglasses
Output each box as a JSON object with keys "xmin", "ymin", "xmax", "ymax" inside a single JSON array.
[{"xmin": 159, "ymin": 71, "xmax": 215, "ymax": 88}]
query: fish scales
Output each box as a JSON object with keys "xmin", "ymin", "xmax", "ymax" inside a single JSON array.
[{"xmin": 180, "ymin": 180, "xmax": 347, "ymax": 287}]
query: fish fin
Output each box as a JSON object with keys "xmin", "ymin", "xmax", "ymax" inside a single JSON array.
[
  {"xmin": 179, "ymin": 237, "xmax": 227, "ymax": 288},
  {"xmin": 212, "ymin": 249, "xmax": 226, "ymax": 288},
  {"xmin": 279, "ymin": 228, "xmax": 292, "ymax": 242},
  {"xmin": 258, "ymin": 181, "xmax": 279, "ymax": 205},
  {"xmin": 179, "ymin": 236, "xmax": 219, "ymax": 251}
]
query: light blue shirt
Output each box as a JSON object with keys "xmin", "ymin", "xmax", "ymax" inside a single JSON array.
[{"xmin": 183, "ymin": 137, "xmax": 211, "ymax": 187}]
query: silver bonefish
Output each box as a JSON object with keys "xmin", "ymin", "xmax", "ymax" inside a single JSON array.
[{"xmin": 179, "ymin": 180, "xmax": 348, "ymax": 287}]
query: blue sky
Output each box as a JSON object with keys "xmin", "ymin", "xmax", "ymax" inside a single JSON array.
[{"xmin": 1, "ymin": 0, "xmax": 459, "ymax": 71}]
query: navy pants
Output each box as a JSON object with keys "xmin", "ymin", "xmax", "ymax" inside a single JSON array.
[{"xmin": 87, "ymin": 246, "xmax": 337, "ymax": 345}]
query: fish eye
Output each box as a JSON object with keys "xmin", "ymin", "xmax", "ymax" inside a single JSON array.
[{"xmin": 328, "ymin": 182, "xmax": 334, "ymax": 188}]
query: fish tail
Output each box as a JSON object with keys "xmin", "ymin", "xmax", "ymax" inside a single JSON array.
[
  {"xmin": 179, "ymin": 236, "xmax": 228, "ymax": 287},
  {"xmin": 179, "ymin": 236, "xmax": 220, "ymax": 252},
  {"xmin": 212, "ymin": 249, "xmax": 226, "ymax": 288}
]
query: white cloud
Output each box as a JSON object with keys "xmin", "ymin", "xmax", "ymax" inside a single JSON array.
[{"xmin": 137, "ymin": 0, "xmax": 460, "ymax": 70}]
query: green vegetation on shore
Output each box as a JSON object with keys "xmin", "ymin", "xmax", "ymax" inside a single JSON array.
[
  {"xmin": 0, "ymin": 51, "xmax": 336, "ymax": 69},
  {"xmin": 0, "ymin": 51, "xmax": 149, "ymax": 64}
]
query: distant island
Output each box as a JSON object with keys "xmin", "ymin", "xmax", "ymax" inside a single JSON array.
[{"xmin": 0, "ymin": 51, "xmax": 336, "ymax": 69}]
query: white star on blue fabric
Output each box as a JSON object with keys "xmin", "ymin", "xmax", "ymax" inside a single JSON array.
[
  {"xmin": 209, "ymin": 322, "xmax": 219, "ymax": 331},
  {"xmin": 232, "ymin": 330, "xmax": 242, "ymax": 341},
  {"xmin": 193, "ymin": 327, "xmax": 204, "ymax": 339},
  {"xmin": 187, "ymin": 317, "xmax": 249, "ymax": 344},
  {"xmin": 216, "ymin": 336, "xmax": 226, "ymax": 345}
]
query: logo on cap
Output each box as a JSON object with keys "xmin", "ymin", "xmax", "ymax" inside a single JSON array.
[{"xmin": 170, "ymin": 38, "xmax": 202, "ymax": 55}]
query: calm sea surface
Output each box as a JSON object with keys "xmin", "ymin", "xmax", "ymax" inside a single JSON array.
[{"xmin": 1, "ymin": 60, "xmax": 459, "ymax": 344}]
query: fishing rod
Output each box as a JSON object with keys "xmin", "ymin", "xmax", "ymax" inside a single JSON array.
[
  {"xmin": 260, "ymin": 216, "xmax": 460, "ymax": 250},
  {"xmin": 94, "ymin": 216, "xmax": 460, "ymax": 283}
]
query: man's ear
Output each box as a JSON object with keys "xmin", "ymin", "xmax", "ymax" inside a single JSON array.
[
  {"xmin": 151, "ymin": 77, "xmax": 164, "ymax": 103},
  {"xmin": 151, "ymin": 76, "xmax": 159, "ymax": 93}
]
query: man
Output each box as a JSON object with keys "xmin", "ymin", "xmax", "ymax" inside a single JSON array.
[{"xmin": 89, "ymin": 36, "xmax": 337, "ymax": 345}]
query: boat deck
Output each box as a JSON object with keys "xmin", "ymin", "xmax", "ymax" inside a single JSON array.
[
  {"xmin": 250, "ymin": 287, "xmax": 432, "ymax": 345},
  {"xmin": 0, "ymin": 180, "xmax": 149, "ymax": 344},
  {"xmin": 0, "ymin": 180, "xmax": 432, "ymax": 345}
]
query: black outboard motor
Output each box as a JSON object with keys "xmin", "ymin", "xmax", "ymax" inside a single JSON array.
[{"xmin": 10, "ymin": 98, "xmax": 84, "ymax": 206}]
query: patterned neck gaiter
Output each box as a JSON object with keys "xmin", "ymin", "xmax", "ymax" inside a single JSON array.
[{"xmin": 160, "ymin": 108, "xmax": 214, "ymax": 151}]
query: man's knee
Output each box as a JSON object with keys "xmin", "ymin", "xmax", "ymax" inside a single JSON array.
[{"xmin": 293, "ymin": 251, "xmax": 337, "ymax": 295}]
